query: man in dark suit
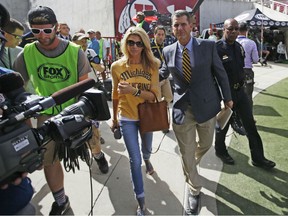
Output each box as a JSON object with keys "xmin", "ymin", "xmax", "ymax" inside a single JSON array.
[
  {"xmin": 1, "ymin": 18, "xmax": 24, "ymax": 69},
  {"xmin": 215, "ymin": 18, "xmax": 275, "ymax": 169},
  {"xmin": 57, "ymin": 22, "xmax": 72, "ymax": 41},
  {"xmin": 159, "ymin": 10, "xmax": 233, "ymax": 214}
]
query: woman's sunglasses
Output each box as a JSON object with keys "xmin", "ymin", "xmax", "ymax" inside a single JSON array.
[
  {"xmin": 127, "ymin": 40, "xmax": 144, "ymax": 47},
  {"xmin": 31, "ymin": 26, "xmax": 56, "ymax": 35}
]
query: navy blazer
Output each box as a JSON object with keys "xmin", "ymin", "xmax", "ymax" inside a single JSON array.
[{"xmin": 160, "ymin": 37, "xmax": 232, "ymax": 124}]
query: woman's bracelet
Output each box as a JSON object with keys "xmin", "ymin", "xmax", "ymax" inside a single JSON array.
[
  {"xmin": 134, "ymin": 89, "xmax": 141, "ymax": 97},
  {"xmin": 132, "ymin": 88, "xmax": 138, "ymax": 96},
  {"xmin": 132, "ymin": 88, "xmax": 141, "ymax": 97},
  {"xmin": 133, "ymin": 88, "xmax": 141, "ymax": 97}
]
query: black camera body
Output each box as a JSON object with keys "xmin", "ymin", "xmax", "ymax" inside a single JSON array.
[
  {"xmin": 0, "ymin": 124, "xmax": 44, "ymax": 186},
  {"xmin": 0, "ymin": 86, "xmax": 111, "ymax": 186}
]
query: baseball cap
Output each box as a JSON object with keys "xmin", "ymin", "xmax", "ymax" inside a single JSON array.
[
  {"xmin": 87, "ymin": 29, "xmax": 95, "ymax": 33},
  {"xmin": 28, "ymin": 6, "xmax": 57, "ymax": 25},
  {"xmin": 72, "ymin": 32, "xmax": 89, "ymax": 41}
]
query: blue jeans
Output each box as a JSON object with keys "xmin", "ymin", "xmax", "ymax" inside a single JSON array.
[{"xmin": 120, "ymin": 120, "xmax": 153, "ymax": 198}]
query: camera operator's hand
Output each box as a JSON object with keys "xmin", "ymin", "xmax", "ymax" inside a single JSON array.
[{"xmin": 0, "ymin": 172, "xmax": 28, "ymax": 190}]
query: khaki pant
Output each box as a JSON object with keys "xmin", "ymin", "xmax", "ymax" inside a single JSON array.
[
  {"xmin": 160, "ymin": 78, "xmax": 173, "ymax": 103},
  {"xmin": 88, "ymin": 126, "xmax": 101, "ymax": 154},
  {"xmin": 172, "ymin": 107, "xmax": 216, "ymax": 195},
  {"xmin": 37, "ymin": 115, "xmax": 58, "ymax": 165}
]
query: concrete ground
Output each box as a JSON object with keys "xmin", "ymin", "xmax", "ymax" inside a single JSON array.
[{"xmin": 29, "ymin": 62, "xmax": 288, "ymax": 215}]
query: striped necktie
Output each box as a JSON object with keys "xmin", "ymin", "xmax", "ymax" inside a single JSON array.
[{"xmin": 182, "ymin": 47, "xmax": 191, "ymax": 83}]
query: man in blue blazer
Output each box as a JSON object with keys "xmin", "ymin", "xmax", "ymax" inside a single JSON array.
[{"xmin": 159, "ymin": 10, "xmax": 233, "ymax": 214}]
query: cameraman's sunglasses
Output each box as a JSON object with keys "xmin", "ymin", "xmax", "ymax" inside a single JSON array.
[
  {"xmin": 127, "ymin": 40, "xmax": 144, "ymax": 47},
  {"xmin": 31, "ymin": 26, "xmax": 56, "ymax": 35}
]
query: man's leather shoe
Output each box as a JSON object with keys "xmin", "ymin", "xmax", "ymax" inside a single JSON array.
[
  {"xmin": 186, "ymin": 192, "xmax": 200, "ymax": 215},
  {"xmin": 252, "ymin": 158, "xmax": 276, "ymax": 169},
  {"xmin": 216, "ymin": 152, "xmax": 235, "ymax": 165}
]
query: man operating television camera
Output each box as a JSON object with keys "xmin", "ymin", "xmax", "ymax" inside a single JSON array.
[
  {"xmin": 1, "ymin": 4, "xmax": 112, "ymax": 215},
  {"xmin": 12, "ymin": 6, "xmax": 93, "ymax": 215},
  {"xmin": 13, "ymin": 5, "xmax": 112, "ymax": 214}
]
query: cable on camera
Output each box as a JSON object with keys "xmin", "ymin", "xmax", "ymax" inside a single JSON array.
[{"xmin": 55, "ymin": 126, "xmax": 93, "ymax": 173}]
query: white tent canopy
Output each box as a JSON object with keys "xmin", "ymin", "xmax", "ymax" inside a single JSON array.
[
  {"xmin": 254, "ymin": 3, "xmax": 288, "ymax": 22},
  {"xmin": 234, "ymin": 8, "xmax": 288, "ymax": 27}
]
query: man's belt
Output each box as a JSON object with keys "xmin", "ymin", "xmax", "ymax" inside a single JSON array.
[
  {"xmin": 246, "ymin": 79, "xmax": 254, "ymax": 84},
  {"xmin": 232, "ymin": 81, "xmax": 244, "ymax": 90}
]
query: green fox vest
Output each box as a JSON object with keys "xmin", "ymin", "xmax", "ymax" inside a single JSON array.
[{"xmin": 24, "ymin": 42, "xmax": 80, "ymax": 115}]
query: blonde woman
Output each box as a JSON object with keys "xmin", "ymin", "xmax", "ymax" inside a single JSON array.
[{"xmin": 110, "ymin": 27, "xmax": 160, "ymax": 215}]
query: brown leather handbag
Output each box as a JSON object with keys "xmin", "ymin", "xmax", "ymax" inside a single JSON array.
[{"xmin": 138, "ymin": 91, "xmax": 169, "ymax": 134}]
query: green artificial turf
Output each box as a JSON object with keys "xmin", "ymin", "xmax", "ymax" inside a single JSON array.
[{"xmin": 216, "ymin": 78, "xmax": 288, "ymax": 215}]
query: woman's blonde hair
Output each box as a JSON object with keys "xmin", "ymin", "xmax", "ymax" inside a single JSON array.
[{"xmin": 120, "ymin": 26, "xmax": 160, "ymax": 72}]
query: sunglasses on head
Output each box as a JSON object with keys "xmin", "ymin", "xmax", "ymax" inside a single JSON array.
[
  {"xmin": 31, "ymin": 26, "xmax": 56, "ymax": 35},
  {"xmin": 127, "ymin": 40, "xmax": 144, "ymax": 47}
]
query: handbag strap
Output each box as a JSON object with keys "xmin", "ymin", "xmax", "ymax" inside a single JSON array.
[
  {"xmin": 150, "ymin": 90, "xmax": 171, "ymax": 125},
  {"xmin": 149, "ymin": 90, "xmax": 159, "ymax": 103},
  {"xmin": 143, "ymin": 90, "xmax": 170, "ymax": 154},
  {"xmin": 145, "ymin": 132, "xmax": 167, "ymax": 154},
  {"xmin": 149, "ymin": 90, "xmax": 171, "ymax": 127}
]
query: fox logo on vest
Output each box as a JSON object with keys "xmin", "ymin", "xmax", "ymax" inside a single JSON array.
[{"xmin": 38, "ymin": 63, "xmax": 70, "ymax": 83}]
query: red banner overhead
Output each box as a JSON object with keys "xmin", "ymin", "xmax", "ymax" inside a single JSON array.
[{"xmin": 114, "ymin": 0, "xmax": 199, "ymax": 39}]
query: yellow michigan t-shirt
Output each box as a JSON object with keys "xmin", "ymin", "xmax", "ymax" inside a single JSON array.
[{"xmin": 111, "ymin": 60, "xmax": 160, "ymax": 120}]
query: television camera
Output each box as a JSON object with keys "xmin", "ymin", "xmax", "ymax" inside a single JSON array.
[
  {"xmin": 0, "ymin": 73, "xmax": 111, "ymax": 186},
  {"xmin": 142, "ymin": 10, "xmax": 172, "ymax": 36}
]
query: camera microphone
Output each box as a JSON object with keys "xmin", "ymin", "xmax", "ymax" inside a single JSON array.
[
  {"xmin": 51, "ymin": 78, "xmax": 95, "ymax": 105},
  {"xmin": 14, "ymin": 78, "xmax": 95, "ymax": 121},
  {"xmin": 0, "ymin": 72, "xmax": 34, "ymax": 111},
  {"xmin": 0, "ymin": 71, "xmax": 26, "ymax": 100}
]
